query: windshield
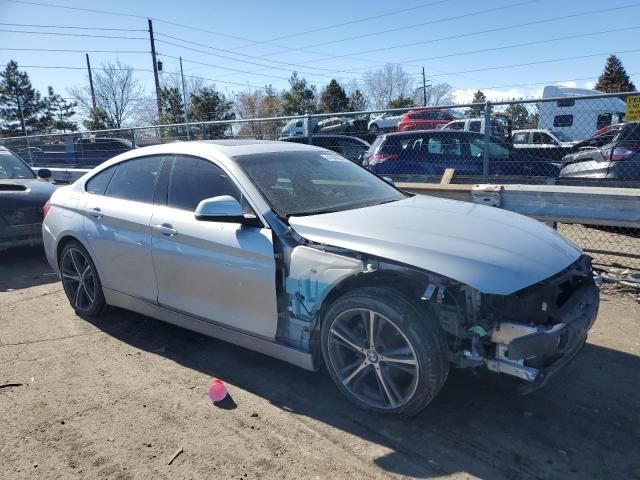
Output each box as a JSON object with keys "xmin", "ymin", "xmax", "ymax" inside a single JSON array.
[
  {"xmin": 551, "ymin": 130, "xmax": 572, "ymax": 142},
  {"xmin": 0, "ymin": 151, "xmax": 36, "ymax": 179},
  {"xmin": 234, "ymin": 150, "xmax": 406, "ymax": 217}
]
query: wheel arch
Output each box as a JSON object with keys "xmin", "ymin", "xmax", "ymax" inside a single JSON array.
[
  {"xmin": 55, "ymin": 234, "xmax": 89, "ymax": 267},
  {"xmin": 310, "ymin": 267, "xmax": 431, "ymax": 363}
]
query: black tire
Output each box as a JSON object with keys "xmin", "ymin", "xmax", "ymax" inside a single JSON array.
[
  {"xmin": 59, "ymin": 240, "xmax": 106, "ymax": 317},
  {"xmin": 321, "ymin": 286, "xmax": 449, "ymax": 417}
]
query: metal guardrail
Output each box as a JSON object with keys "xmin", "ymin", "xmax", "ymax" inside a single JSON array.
[{"xmin": 397, "ymin": 183, "xmax": 640, "ymax": 228}]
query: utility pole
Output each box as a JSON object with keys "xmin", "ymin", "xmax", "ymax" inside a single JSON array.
[
  {"xmin": 14, "ymin": 85, "xmax": 33, "ymax": 164},
  {"xmin": 85, "ymin": 53, "xmax": 97, "ymax": 111},
  {"xmin": 148, "ymin": 18, "xmax": 162, "ymax": 121},
  {"xmin": 422, "ymin": 66, "xmax": 428, "ymax": 107},
  {"xmin": 179, "ymin": 56, "xmax": 191, "ymax": 140}
]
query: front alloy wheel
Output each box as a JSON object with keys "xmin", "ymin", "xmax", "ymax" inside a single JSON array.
[
  {"xmin": 321, "ymin": 287, "xmax": 449, "ymax": 416},
  {"xmin": 60, "ymin": 242, "xmax": 105, "ymax": 316},
  {"xmin": 327, "ymin": 308, "xmax": 419, "ymax": 409}
]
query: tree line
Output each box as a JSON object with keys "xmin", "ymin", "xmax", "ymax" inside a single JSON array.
[{"xmin": 0, "ymin": 54, "xmax": 636, "ymax": 136}]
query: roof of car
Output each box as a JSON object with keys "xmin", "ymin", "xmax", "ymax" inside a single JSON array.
[{"xmin": 382, "ymin": 129, "xmax": 483, "ymax": 138}]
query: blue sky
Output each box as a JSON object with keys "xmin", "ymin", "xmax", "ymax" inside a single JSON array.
[{"xmin": 1, "ymin": 0, "xmax": 639, "ymax": 104}]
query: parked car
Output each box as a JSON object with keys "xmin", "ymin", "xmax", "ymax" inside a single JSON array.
[
  {"xmin": 0, "ymin": 146, "xmax": 57, "ymax": 250},
  {"xmin": 511, "ymin": 129, "xmax": 579, "ymax": 161},
  {"xmin": 22, "ymin": 137, "xmax": 136, "ymax": 168},
  {"xmin": 280, "ymin": 135, "xmax": 370, "ymax": 163},
  {"xmin": 279, "ymin": 117, "xmax": 369, "ymax": 140},
  {"xmin": 315, "ymin": 117, "xmax": 369, "ymax": 137},
  {"xmin": 443, "ymin": 115, "xmax": 511, "ymax": 138},
  {"xmin": 367, "ymin": 112, "xmax": 404, "ymax": 134},
  {"xmin": 43, "ymin": 140, "xmax": 598, "ymax": 416},
  {"xmin": 363, "ymin": 130, "xmax": 560, "ymax": 177},
  {"xmin": 559, "ymin": 122, "xmax": 640, "ymax": 180},
  {"xmin": 397, "ymin": 108, "xmax": 456, "ymax": 132},
  {"xmin": 538, "ymin": 85, "xmax": 626, "ymax": 141}
]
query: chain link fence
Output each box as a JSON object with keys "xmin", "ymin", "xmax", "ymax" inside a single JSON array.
[{"xmin": 1, "ymin": 92, "xmax": 639, "ymax": 270}]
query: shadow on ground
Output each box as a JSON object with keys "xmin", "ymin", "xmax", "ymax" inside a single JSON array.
[
  {"xmin": 0, "ymin": 246, "xmax": 59, "ymax": 291},
  {"xmin": 84, "ymin": 307, "xmax": 640, "ymax": 480}
]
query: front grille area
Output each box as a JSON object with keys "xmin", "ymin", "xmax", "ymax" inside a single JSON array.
[{"xmin": 480, "ymin": 256, "xmax": 593, "ymax": 326}]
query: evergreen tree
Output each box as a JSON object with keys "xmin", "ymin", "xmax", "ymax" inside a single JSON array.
[
  {"xmin": 318, "ymin": 79, "xmax": 349, "ymax": 113},
  {"xmin": 388, "ymin": 95, "xmax": 415, "ymax": 109},
  {"xmin": 41, "ymin": 86, "xmax": 77, "ymax": 133},
  {"xmin": 504, "ymin": 101, "xmax": 530, "ymax": 129},
  {"xmin": 348, "ymin": 89, "xmax": 367, "ymax": 112},
  {"xmin": 189, "ymin": 87, "xmax": 235, "ymax": 138},
  {"xmin": 466, "ymin": 90, "xmax": 487, "ymax": 117},
  {"xmin": 82, "ymin": 107, "xmax": 110, "ymax": 131},
  {"xmin": 594, "ymin": 55, "xmax": 636, "ymax": 93},
  {"xmin": 159, "ymin": 86, "xmax": 185, "ymax": 125},
  {"xmin": 281, "ymin": 72, "xmax": 317, "ymax": 115},
  {"xmin": 0, "ymin": 60, "xmax": 45, "ymax": 135}
]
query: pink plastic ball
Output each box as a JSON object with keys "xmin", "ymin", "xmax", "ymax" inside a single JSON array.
[{"xmin": 208, "ymin": 378, "xmax": 227, "ymax": 402}]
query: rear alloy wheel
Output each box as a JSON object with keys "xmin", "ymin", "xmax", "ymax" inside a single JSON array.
[
  {"xmin": 60, "ymin": 242, "xmax": 105, "ymax": 316},
  {"xmin": 321, "ymin": 287, "xmax": 449, "ymax": 416}
]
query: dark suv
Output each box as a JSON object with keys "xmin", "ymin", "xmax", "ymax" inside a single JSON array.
[
  {"xmin": 363, "ymin": 130, "xmax": 560, "ymax": 177},
  {"xmin": 560, "ymin": 122, "xmax": 640, "ymax": 180}
]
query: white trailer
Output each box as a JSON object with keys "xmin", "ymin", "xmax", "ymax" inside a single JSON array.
[{"xmin": 538, "ymin": 86, "xmax": 626, "ymax": 141}]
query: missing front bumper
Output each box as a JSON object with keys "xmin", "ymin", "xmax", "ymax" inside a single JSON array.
[{"xmin": 485, "ymin": 281, "xmax": 599, "ymax": 393}]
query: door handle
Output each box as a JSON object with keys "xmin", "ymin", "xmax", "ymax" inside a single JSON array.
[
  {"xmin": 87, "ymin": 207, "xmax": 102, "ymax": 219},
  {"xmin": 152, "ymin": 223, "xmax": 178, "ymax": 236}
]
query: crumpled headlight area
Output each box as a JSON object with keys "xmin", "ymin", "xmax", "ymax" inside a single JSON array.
[{"xmin": 479, "ymin": 255, "xmax": 594, "ymax": 327}]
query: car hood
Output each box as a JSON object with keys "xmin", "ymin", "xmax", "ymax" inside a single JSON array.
[{"xmin": 288, "ymin": 195, "xmax": 581, "ymax": 295}]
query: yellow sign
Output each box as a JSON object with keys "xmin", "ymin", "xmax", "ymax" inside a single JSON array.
[{"xmin": 626, "ymin": 95, "xmax": 640, "ymax": 121}]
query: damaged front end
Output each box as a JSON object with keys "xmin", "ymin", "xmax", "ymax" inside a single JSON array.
[{"xmin": 434, "ymin": 255, "xmax": 599, "ymax": 393}]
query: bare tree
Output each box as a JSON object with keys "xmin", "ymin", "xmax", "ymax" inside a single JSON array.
[
  {"xmin": 363, "ymin": 64, "xmax": 414, "ymax": 110},
  {"xmin": 419, "ymin": 83, "xmax": 455, "ymax": 107},
  {"xmin": 235, "ymin": 86, "xmax": 283, "ymax": 139},
  {"xmin": 69, "ymin": 60, "xmax": 146, "ymax": 129}
]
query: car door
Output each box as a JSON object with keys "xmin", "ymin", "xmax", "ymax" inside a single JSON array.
[
  {"xmin": 83, "ymin": 155, "xmax": 167, "ymax": 303},
  {"xmin": 150, "ymin": 155, "xmax": 279, "ymax": 339}
]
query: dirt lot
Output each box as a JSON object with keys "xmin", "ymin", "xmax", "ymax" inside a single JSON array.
[{"xmin": 1, "ymin": 247, "xmax": 639, "ymax": 480}]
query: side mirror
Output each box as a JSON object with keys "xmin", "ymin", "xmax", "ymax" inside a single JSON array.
[
  {"xmin": 37, "ymin": 168, "xmax": 52, "ymax": 179},
  {"xmin": 194, "ymin": 195, "xmax": 261, "ymax": 227},
  {"xmin": 382, "ymin": 176, "xmax": 394, "ymax": 185}
]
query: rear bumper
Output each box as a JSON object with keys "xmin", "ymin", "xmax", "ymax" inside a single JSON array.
[{"xmin": 0, "ymin": 223, "xmax": 43, "ymax": 251}]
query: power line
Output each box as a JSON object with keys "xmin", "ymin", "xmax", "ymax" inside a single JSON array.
[
  {"xmin": 154, "ymin": 35, "xmax": 360, "ymax": 78},
  {"xmin": 290, "ymin": 3, "xmax": 640, "ymax": 70},
  {"xmin": 0, "ymin": 28, "xmax": 146, "ymax": 40},
  {"xmin": 233, "ymin": 0, "xmax": 448, "ymax": 44},
  {"xmin": 0, "ymin": 22, "xmax": 146, "ymax": 31},
  {"xmin": 297, "ymin": 0, "xmax": 540, "ymax": 50},
  {"xmin": 423, "ymin": 48, "xmax": 640, "ymax": 79},
  {"xmin": 3, "ymin": 0, "xmax": 147, "ymax": 19},
  {"xmin": 15, "ymin": 64, "xmax": 274, "ymax": 91},
  {"xmin": 1, "ymin": 47, "xmax": 148, "ymax": 53}
]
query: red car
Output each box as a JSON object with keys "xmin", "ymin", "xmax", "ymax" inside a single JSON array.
[{"xmin": 397, "ymin": 108, "xmax": 456, "ymax": 132}]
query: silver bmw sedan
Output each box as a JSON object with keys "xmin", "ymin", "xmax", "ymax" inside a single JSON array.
[{"xmin": 42, "ymin": 140, "xmax": 599, "ymax": 416}]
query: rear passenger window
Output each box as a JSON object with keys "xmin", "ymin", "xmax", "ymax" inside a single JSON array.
[
  {"xmin": 85, "ymin": 166, "xmax": 116, "ymax": 195},
  {"xmin": 469, "ymin": 121, "xmax": 481, "ymax": 132},
  {"xmin": 553, "ymin": 115, "xmax": 573, "ymax": 127},
  {"xmin": 168, "ymin": 156, "xmax": 241, "ymax": 211},
  {"xmin": 105, "ymin": 156, "xmax": 164, "ymax": 203},
  {"xmin": 512, "ymin": 132, "xmax": 528, "ymax": 144}
]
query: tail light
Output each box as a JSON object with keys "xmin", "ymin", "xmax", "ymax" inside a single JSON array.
[
  {"xmin": 42, "ymin": 200, "xmax": 51, "ymax": 218},
  {"xmin": 603, "ymin": 146, "xmax": 637, "ymax": 161},
  {"xmin": 367, "ymin": 153, "xmax": 399, "ymax": 166}
]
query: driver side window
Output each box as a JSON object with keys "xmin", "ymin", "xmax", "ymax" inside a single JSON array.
[{"xmin": 167, "ymin": 156, "xmax": 241, "ymax": 212}]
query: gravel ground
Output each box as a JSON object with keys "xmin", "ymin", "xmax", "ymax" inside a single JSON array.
[{"xmin": 1, "ymin": 247, "xmax": 639, "ymax": 480}]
